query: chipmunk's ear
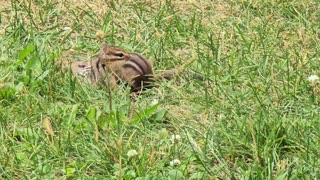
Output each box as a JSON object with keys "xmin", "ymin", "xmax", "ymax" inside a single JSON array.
[
  {"xmin": 100, "ymin": 42, "xmax": 109, "ymax": 53},
  {"xmin": 101, "ymin": 42, "xmax": 108, "ymax": 48}
]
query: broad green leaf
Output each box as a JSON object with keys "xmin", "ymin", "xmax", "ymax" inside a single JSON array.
[
  {"xmin": 151, "ymin": 109, "xmax": 167, "ymax": 122},
  {"xmin": 65, "ymin": 104, "xmax": 78, "ymax": 128},
  {"xmin": 168, "ymin": 169, "xmax": 184, "ymax": 180},
  {"xmin": 65, "ymin": 167, "xmax": 75, "ymax": 176},
  {"xmin": 16, "ymin": 152, "xmax": 28, "ymax": 161},
  {"xmin": 86, "ymin": 107, "xmax": 97, "ymax": 124},
  {"xmin": 17, "ymin": 44, "xmax": 35, "ymax": 63},
  {"xmin": 26, "ymin": 54, "xmax": 39, "ymax": 71},
  {"xmin": 123, "ymin": 170, "xmax": 136, "ymax": 179},
  {"xmin": 97, "ymin": 110, "xmax": 126, "ymax": 128},
  {"xmin": 97, "ymin": 113, "xmax": 110, "ymax": 129},
  {"xmin": 14, "ymin": 81, "xmax": 24, "ymax": 92},
  {"xmin": 131, "ymin": 103, "xmax": 159, "ymax": 124}
]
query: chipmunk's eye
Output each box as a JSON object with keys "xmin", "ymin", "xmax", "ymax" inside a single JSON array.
[{"xmin": 115, "ymin": 52, "xmax": 124, "ymax": 57}]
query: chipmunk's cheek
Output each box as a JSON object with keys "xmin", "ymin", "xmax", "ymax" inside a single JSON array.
[
  {"xmin": 126, "ymin": 54, "xmax": 132, "ymax": 59},
  {"xmin": 100, "ymin": 54, "xmax": 106, "ymax": 60}
]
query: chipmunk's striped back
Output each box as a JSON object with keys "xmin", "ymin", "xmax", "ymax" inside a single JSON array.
[
  {"xmin": 122, "ymin": 53, "xmax": 154, "ymax": 91},
  {"xmin": 97, "ymin": 43, "xmax": 154, "ymax": 91}
]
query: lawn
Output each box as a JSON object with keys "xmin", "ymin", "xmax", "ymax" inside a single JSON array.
[{"xmin": 1, "ymin": 0, "xmax": 320, "ymax": 179}]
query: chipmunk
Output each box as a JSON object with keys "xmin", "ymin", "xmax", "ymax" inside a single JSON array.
[
  {"xmin": 70, "ymin": 43, "xmax": 203, "ymax": 92},
  {"xmin": 96, "ymin": 42, "xmax": 155, "ymax": 92}
]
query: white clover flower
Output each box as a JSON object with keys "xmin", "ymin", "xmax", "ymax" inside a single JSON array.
[
  {"xmin": 127, "ymin": 149, "xmax": 138, "ymax": 158},
  {"xmin": 308, "ymin": 75, "xmax": 319, "ymax": 83},
  {"xmin": 151, "ymin": 99, "xmax": 159, "ymax": 106},
  {"xmin": 217, "ymin": 114, "xmax": 226, "ymax": 120},
  {"xmin": 169, "ymin": 159, "xmax": 181, "ymax": 166},
  {"xmin": 63, "ymin": 26, "xmax": 71, "ymax": 31},
  {"xmin": 170, "ymin": 134, "xmax": 181, "ymax": 143}
]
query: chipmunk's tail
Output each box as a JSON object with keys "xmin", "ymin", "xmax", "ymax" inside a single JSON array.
[
  {"xmin": 159, "ymin": 69, "xmax": 204, "ymax": 81},
  {"xmin": 158, "ymin": 59, "xmax": 204, "ymax": 80}
]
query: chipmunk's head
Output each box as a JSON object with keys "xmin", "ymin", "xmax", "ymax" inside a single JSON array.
[{"xmin": 99, "ymin": 42, "xmax": 131, "ymax": 62}]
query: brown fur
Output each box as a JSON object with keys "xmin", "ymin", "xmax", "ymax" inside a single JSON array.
[{"xmin": 96, "ymin": 43, "xmax": 154, "ymax": 91}]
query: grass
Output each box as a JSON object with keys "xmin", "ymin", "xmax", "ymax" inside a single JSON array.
[{"xmin": 1, "ymin": 0, "xmax": 320, "ymax": 179}]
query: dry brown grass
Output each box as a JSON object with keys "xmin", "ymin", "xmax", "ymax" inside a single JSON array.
[{"xmin": 0, "ymin": 0, "xmax": 237, "ymax": 31}]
